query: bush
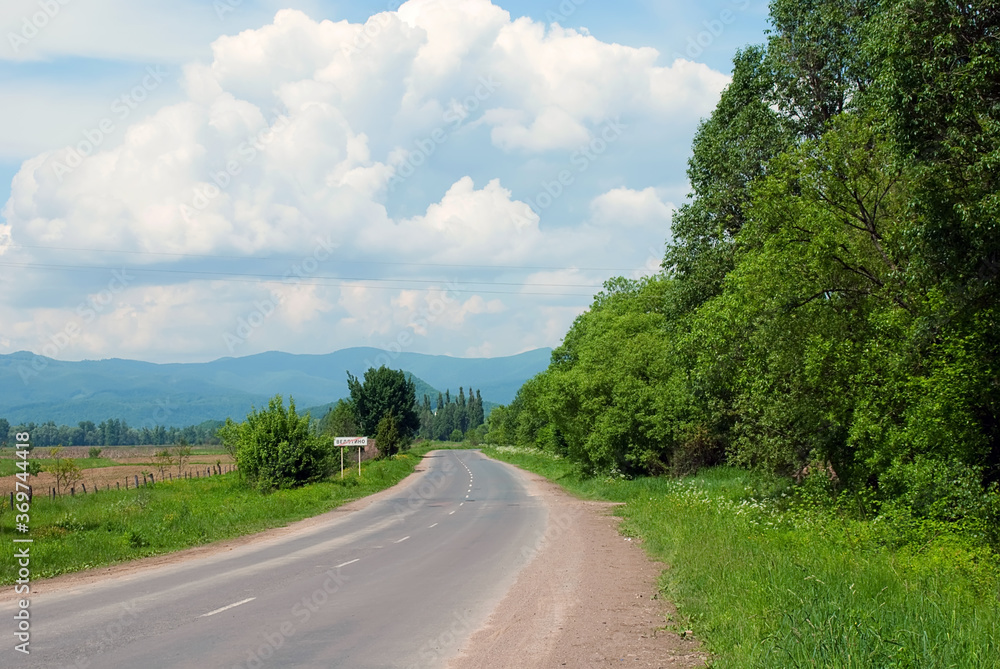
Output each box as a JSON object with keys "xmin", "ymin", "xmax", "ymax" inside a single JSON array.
[
  {"xmin": 88, "ymin": 447, "xmax": 102, "ymax": 459},
  {"xmin": 449, "ymin": 429, "xmax": 464, "ymax": 442},
  {"xmin": 879, "ymin": 456, "xmax": 995, "ymax": 525},
  {"xmin": 220, "ymin": 395, "xmax": 332, "ymax": 491}
]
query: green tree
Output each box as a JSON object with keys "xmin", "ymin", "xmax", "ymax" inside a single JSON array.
[
  {"xmin": 48, "ymin": 447, "xmax": 82, "ymax": 495},
  {"xmin": 174, "ymin": 442, "xmax": 193, "ymax": 476},
  {"xmin": 375, "ymin": 411, "xmax": 404, "ymax": 458},
  {"xmin": 766, "ymin": 0, "xmax": 878, "ymax": 138},
  {"xmin": 319, "ymin": 399, "xmax": 360, "ymax": 439},
  {"xmin": 219, "ymin": 395, "xmax": 331, "ymax": 491},
  {"xmin": 665, "ymin": 45, "xmax": 792, "ymax": 311},
  {"xmin": 471, "ymin": 390, "xmax": 485, "ymax": 429},
  {"xmin": 154, "ymin": 449, "xmax": 174, "ymax": 479},
  {"xmin": 347, "ymin": 367, "xmax": 420, "ymax": 439}
]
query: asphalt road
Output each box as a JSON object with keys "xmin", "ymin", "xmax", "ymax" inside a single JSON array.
[{"xmin": 3, "ymin": 449, "xmax": 548, "ymax": 669}]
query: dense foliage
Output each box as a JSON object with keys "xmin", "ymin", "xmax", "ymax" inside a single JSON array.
[
  {"xmin": 317, "ymin": 399, "xmax": 360, "ymax": 439},
  {"xmin": 346, "ymin": 367, "xmax": 420, "ymax": 440},
  {"xmin": 487, "ymin": 0, "xmax": 1000, "ymax": 533},
  {"xmin": 417, "ymin": 387, "xmax": 486, "ymax": 441},
  {"xmin": 219, "ymin": 395, "xmax": 332, "ymax": 491}
]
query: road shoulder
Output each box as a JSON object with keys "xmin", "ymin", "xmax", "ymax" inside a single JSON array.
[{"xmin": 448, "ymin": 465, "xmax": 707, "ymax": 669}]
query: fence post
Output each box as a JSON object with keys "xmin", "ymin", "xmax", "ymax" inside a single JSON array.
[
  {"xmin": 71, "ymin": 487, "xmax": 75, "ymax": 496},
  {"xmin": 82, "ymin": 483, "xmax": 86, "ymax": 494},
  {"xmin": 135, "ymin": 475, "xmax": 139, "ymax": 488}
]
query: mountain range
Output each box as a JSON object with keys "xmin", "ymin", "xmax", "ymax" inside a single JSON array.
[{"xmin": 0, "ymin": 347, "xmax": 551, "ymax": 427}]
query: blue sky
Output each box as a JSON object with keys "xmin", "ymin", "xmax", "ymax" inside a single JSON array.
[{"xmin": 0, "ymin": 0, "xmax": 771, "ymax": 363}]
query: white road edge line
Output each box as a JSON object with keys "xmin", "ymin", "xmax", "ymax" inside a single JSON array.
[
  {"xmin": 395, "ymin": 536, "xmax": 410, "ymax": 543},
  {"xmin": 200, "ymin": 597, "xmax": 256, "ymax": 618},
  {"xmin": 336, "ymin": 559, "xmax": 360, "ymax": 568}
]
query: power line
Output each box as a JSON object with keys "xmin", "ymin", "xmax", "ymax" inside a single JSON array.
[
  {"xmin": 0, "ymin": 261, "xmax": 623, "ymax": 297},
  {"xmin": 5, "ymin": 242, "xmax": 654, "ymax": 273}
]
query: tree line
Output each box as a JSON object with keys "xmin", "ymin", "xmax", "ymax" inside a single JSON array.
[
  {"xmin": 487, "ymin": 0, "xmax": 999, "ymax": 525},
  {"xmin": 417, "ymin": 387, "xmax": 486, "ymax": 442},
  {"xmin": 0, "ymin": 417, "xmax": 223, "ymax": 448}
]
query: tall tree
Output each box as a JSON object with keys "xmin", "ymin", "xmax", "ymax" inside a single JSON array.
[
  {"xmin": 472, "ymin": 390, "xmax": 486, "ymax": 429},
  {"xmin": 766, "ymin": 0, "xmax": 878, "ymax": 138},
  {"xmin": 346, "ymin": 367, "xmax": 420, "ymax": 439},
  {"xmin": 665, "ymin": 45, "xmax": 792, "ymax": 311}
]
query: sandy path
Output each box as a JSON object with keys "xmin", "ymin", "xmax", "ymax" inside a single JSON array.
[{"xmin": 449, "ymin": 465, "xmax": 707, "ymax": 669}]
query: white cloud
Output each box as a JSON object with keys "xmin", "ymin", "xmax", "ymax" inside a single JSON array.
[
  {"xmin": 589, "ymin": 186, "xmax": 675, "ymax": 228},
  {"xmin": 1, "ymin": 0, "xmax": 727, "ymax": 362}
]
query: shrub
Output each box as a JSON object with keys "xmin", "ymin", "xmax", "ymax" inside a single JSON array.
[
  {"xmin": 220, "ymin": 395, "xmax": 332, "ymax": 491},
  {"xmin": 88, "ymin": 447, "xmax": 102, "ymax": 459},
  {"xmin": 879, "ymin": 455, "xmax": 994, "ymax": 525}
]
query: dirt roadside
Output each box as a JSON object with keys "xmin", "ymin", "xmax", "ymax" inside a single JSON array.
[{"xmin": 449, "ymin": 466, "xmax": 707, "ymax": 669}]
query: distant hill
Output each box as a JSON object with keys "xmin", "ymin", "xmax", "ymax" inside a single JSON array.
[{"xmin": 0, "ymin": 347, "xmax": 551, "ymax": 427}]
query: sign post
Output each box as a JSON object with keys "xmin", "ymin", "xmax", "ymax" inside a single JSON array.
[{"xmin": 334, "ymin": 437, "xmax": 369, "ymax": 478}]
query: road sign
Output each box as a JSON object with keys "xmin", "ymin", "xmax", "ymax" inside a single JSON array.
[{"xmin": 335, "ymin": 437, "xmax": 368, "ymax": 477}]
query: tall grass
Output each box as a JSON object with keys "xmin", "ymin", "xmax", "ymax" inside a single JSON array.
[
  {"xmin": 0, "ymin": 450, "xmax": 426, "ymax": 584},
  {"xmin": 484, "ymin": 446, "xmax": 1000, "ymax": 668}
]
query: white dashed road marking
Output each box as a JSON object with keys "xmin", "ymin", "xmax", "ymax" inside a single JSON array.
[{"xmin": 200, "ymin": 598, "xmax": 255, "ymax": 618}]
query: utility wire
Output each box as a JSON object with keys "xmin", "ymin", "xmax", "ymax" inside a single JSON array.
[{"xmin": 6, "ymin": 243, "xmax": 654, "ymax": 273}]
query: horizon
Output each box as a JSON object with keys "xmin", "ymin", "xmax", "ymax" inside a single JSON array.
[{"xmin": 0, "ymin": 343, "xmax": 554, "ymax": 366}]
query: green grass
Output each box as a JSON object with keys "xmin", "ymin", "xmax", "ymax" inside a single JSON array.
[
  {"xmin": 0, "ymin": 446, "xmax": 437, "ymax": 584},
  {"xmin": 483, "ymin": 445, "xmax": 1000, "ymax": 668},
  {"xmin": 0, "ymin": 457, "xmax": 131, "ymax": 476}
]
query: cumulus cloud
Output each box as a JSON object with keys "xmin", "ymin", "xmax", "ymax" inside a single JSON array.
[
  {"xmin": 589, "ymin": 186, "xmax": 675, "ymax": 228},
  {"xmin": 1, "ymin": 0, "xmax": 727, "ymax": 362}
]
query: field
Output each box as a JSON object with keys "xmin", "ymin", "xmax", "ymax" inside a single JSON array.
[{"xmin": 0, "ymin": 446, "xmax": 233, "ymax": 498}]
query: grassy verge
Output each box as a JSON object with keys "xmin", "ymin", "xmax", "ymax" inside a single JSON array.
[
  {"xmin": 0, "ymin": 445, "xmax": 440, "ymax": 585},
  {"xmin": 483, "ymin": 445, "xmax": 1000, "ymax": 668}
]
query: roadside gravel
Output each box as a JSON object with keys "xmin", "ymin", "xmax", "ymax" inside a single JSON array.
[{"xmin": 449, "ymin": 466, "xmax": 707, "ymax": 669}]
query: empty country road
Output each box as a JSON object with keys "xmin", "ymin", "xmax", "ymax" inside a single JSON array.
[{"xmin": 2, "ymin": 450, "xmax": 548, "ymax": 669}]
